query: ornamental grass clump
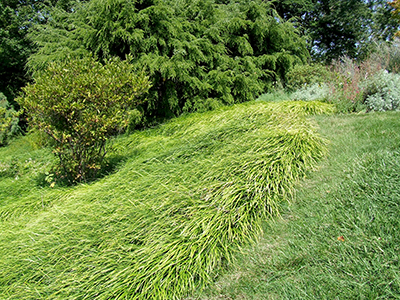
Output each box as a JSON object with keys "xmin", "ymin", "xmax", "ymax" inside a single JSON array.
[
  {"xmin": 0, "ymin": 101, "xmax": 333, "ymax": 299},
  {"xmin": 17, "ymin": 56, "xmax": 151, "ymax": 183},
  {"xmin": 272, "ymin": 100, "xmax": 337, "ymax": 115}
]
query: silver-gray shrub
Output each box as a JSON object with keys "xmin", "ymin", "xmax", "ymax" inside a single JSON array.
[
  {"xmin": 362, "ymin": 70, "xmax": 400, "ymax": 111},
  {"xmin": 290, "ymin": 83, "xmax": 331, "ymax": 102}
]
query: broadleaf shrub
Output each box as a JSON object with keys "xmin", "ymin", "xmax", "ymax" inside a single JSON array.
[
  {"xmin": 17, "ymin": 56, "xmax": 151, "ymax": 183},
  {"xmin": 0, "ymin": 93, "xmax": 20, "ymax": 147},
  {"xmin": 285, "ymin": 63, "xmax": 330, "ymax": 91}
]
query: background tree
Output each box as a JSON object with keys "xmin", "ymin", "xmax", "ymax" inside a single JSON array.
[
  {"xmin": 274, "ymin": 0, "xmax": 400, "ymax": 62},
  {"xmin": 0, "ymin": 1, "xmax": 35, "ymax": 108},
  {"xmin": 0, "ymin": 0, "xmax": 82, "ymax": 108},
  {"xmin": 366, "ymin": 0, "xmax": 400, "ymax": 40},
  {"xmin": 390, "ymin": 0, "xmax": 400, "ymax": 37}
]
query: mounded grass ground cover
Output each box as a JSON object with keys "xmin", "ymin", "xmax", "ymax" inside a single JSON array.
[
  {"xmin": 0, "ymin": 101, "xmax": 332, "ymax": 299},
  {"xmin": 194, "ymin": 111, "xmax": 400, "ymax": 299}
]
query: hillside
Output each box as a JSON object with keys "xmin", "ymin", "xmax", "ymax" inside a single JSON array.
[{"xmin": 0, "ymin": 100, "xmax": 332, "ymax": 299}]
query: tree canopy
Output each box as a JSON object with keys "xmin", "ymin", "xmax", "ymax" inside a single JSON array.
[
  {"xmin": 27, "ymin": 0, "xmax": 309, "ymax": 117},
  {"xmin": 0, "ymin": 1, "xmax": 34, "ymax": 106},
  {"xmin": 0, "ymin": 0, "xmax": 81, "ymax": 107},
  {"xmin": 390, "ymin": 0, "xmax": 400, "ymax": 37},
  {"xmin": 274, "ymin": 0, "xmax": 400, "ymax": 62}
]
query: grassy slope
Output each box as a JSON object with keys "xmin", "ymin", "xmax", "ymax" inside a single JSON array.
[
  {"xmin": 0, "ymin": 101, "xmax": 331, "ymax": 299},
  {"xmin": 195, "ymin": 111, "xmax": 400, "ymax": 299}
]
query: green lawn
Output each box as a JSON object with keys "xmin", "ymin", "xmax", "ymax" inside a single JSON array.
[{"xmin": 194, "ymin": 111, "xmax": 400, "ymax": 299}]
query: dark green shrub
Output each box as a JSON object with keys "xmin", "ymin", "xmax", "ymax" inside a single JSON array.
[
  {"xmin": 17, "ymin": 56, "xmax": 151, "ymax": 183},
  {"xmin": 0, "ymin": 93, "xmax": 20, "ymax": 146}
]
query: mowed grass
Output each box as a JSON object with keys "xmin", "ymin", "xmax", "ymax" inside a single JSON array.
[
  {"xmin": 0, "ymin": 101, "xmax": 331, "ymax": 299},
  {"xmin": 194, "ymin": 111, "xmax": 400, "ymax": 299}
]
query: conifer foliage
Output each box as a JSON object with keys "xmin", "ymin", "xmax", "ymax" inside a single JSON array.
[{"xmin": 27, "ymin": 0, "xmax": 309, "ymax": 117}]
